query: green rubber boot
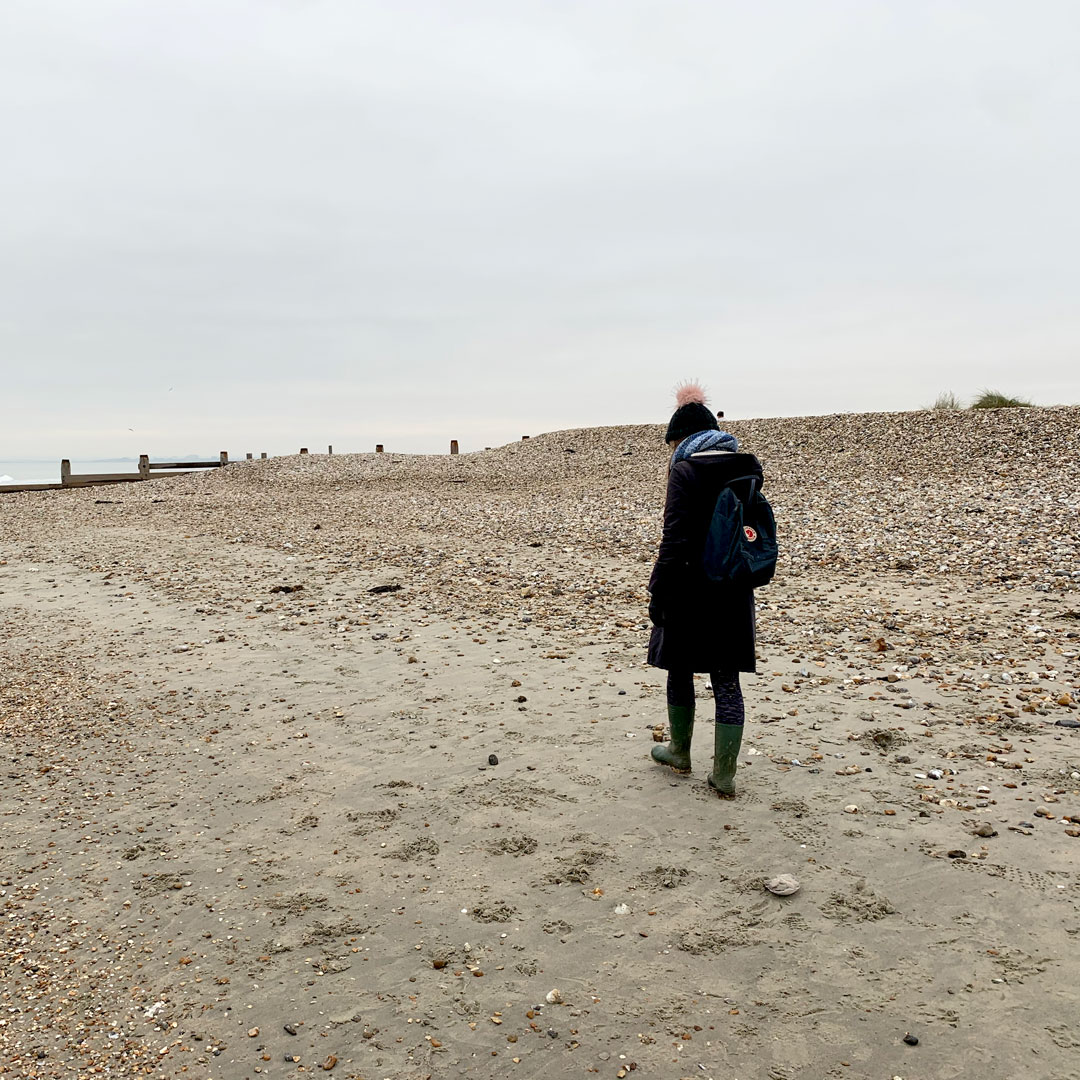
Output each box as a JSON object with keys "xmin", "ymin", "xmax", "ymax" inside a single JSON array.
[
  {"xmin": 651, "ymin": 705, "xmax": 695, "ymax": 772},
  {"xmin": 707, "ymin": 723, "xmax": 744, "ymax": 796}
]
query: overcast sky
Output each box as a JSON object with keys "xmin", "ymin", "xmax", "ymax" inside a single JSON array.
[{"xmin": 2, "ymin": 0, "xmax": 1078, "ymax": 457}]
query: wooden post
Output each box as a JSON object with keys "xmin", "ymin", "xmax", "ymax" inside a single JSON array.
[
  {"xmin": 260, "ymin": 452, "xmax": 267, "ymax": 459},
  {"xmin": 61, "ymin": 459, "xmax": 71, "ymax": 486},
  {"xmin": 220, "ymin": 451, "xmax": 229, "ymax": 464},
  {"xmin": 246, "ymin": 452, "xmax": 253, "ymax": 460},
  {"xmin": 300, "ymin": 447, "xmax": 309, "ymax": 455},
  {"xmin": 328, "ymin": 445, "xmax": 333, "ymax": 455},
  {"xmin": 376, "ymin": 444, "xmax": 384, "ymax": 454},
  {"xmin": 450, "ymin": 440, "xmax": 459, "ymax": 455},
  {"xmin": 522, "ymin": 435, "xmax": 530, "ymax": 441},
  {"xmin": 138, "ymin": 455, "xmax": 150, "ymax": 479}
]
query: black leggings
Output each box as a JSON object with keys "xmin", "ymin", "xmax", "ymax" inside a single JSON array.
[{"xmin": 666, "ymin": 670, "xmax": 744, "ymax": 726}]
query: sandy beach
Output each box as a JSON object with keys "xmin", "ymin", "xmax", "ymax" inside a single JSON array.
[{"xmin": 2, "ymin": 408, "xmax": 1079, "ymax": 1080}]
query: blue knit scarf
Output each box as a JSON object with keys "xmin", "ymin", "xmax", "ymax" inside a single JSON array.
[{"xmin": 671, "ymin": 429, "xmax": 739, "ymax": 465}]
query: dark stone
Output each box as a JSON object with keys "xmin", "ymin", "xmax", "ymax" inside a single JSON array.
[
  {"xmin": 488, "ymin": 754, "xmax": 499, "ymax": 766},
  {"xmin": 284, "ymin": 1024, "xmax": 297, "ymax": 1036},
  {"xmin": 903, "ymin": 1033, "xmax": 919, "ymax": 1046},
  {"xmin": 1055, "ymin": 718, "xmax": 1080, "ymax": 728},
  {"xmin": 368, "ymin": 583, "xmax": 402, "ymax": 594}
]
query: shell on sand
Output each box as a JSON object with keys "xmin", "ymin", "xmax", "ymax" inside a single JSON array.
[{"xmin": 765, "ymin": 874, "xmax": 801, "ymax": 896}]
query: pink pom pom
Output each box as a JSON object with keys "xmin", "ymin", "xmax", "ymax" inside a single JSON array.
[{"xmin": 674, "ymin": 380, "xmax": 707, "ymax": 408}]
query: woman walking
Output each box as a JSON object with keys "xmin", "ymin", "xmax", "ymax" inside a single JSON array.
[{"xmin": 647, "ymin": 383, "xmax": 765, "ymax": 796}]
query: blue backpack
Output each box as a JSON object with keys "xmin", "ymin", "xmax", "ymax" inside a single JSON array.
[{"xmin": 702, "ymin": 475, "xmax": 778, "ymax": 588}]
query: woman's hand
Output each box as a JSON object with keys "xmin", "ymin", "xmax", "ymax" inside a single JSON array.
[{"xmin": 648, "ymin": 594, "xmax": 665, "ymax": 626}]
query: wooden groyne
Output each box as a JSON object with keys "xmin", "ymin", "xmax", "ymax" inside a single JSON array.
[
  {"xmin": 0, "ymin": 452, "xmax": 230, "ymax": 494},
  {"xmin": 0, "ymin": 439, "xmax": 512, "ymax": 494}
]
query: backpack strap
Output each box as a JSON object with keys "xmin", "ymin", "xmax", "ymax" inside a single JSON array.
[{"xmin": 725, "ymin": 474, "xmax": 760, "ymax": 503}]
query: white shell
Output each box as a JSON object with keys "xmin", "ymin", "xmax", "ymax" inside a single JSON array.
[
  {"xmin": 844, "ymin": 804, "xmax": 859, "ymax": 814},
  {"xmin": 545, "ymin": 989, "xmax": 563, "ymax": 1004},
  {"xmin": 765, "ymin": 874, "xmax": 801, "ymax": 896}
]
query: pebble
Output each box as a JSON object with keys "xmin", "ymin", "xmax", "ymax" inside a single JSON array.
[
  {"xmin": 903, "ymin": 1033, "xmax": 919, "ymax": 1046},
  {"xmin": 843, "ymin": 804, "xmax": 859, "ymax": 814},
  {"xmin": 488, "ymin": 754, "xmax": 499, "ymax": 766},
  {"xmin": 972, "ymin": 823, "xmax": 997, "ymax": 838}
]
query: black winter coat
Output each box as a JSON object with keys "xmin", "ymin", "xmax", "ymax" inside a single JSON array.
[{"xmin": 647, "ymin": 450, "xmax": 764, "ymax": 673}]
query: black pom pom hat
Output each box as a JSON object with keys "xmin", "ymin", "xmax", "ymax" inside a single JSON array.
[{"xmin": 664, "ymin": 381, "xmax": 719, "ymax": 445}]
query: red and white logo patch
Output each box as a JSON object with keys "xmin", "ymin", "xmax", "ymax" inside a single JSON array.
[{"xmin": 743, "ymin": 526, "xmax": 758, "ymax": 542}]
